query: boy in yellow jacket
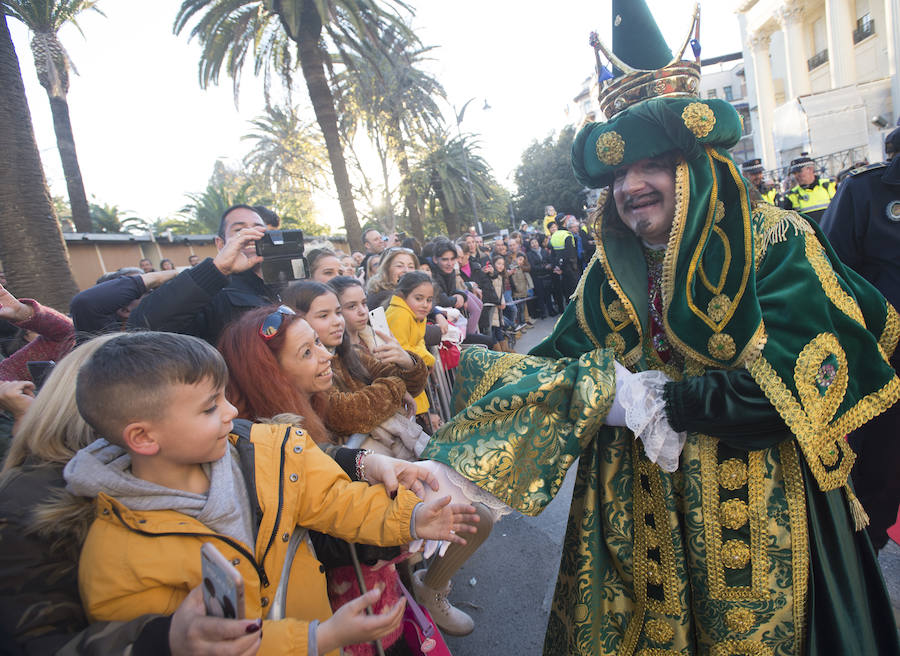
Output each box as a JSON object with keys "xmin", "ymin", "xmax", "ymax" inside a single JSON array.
[{"xmin": 65, "ymin": 332, "xmax": 477, "ymax": 656}]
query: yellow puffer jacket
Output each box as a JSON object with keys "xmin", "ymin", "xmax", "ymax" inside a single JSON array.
[
  {"xmin": 78, "ymin": 423, "xmax": 420, "ymax": 656},
  {"xmin": 385, "ymin": 295, "xmax": 434, "ymax": 414}
]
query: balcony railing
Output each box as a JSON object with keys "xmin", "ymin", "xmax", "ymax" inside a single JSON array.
[
  {"xmin": 853, "ymin": 14, "xmax": 875, "ymax": 43},
  {"xmin": 807, "ymin": 49, "xmax": 829, "ymax": 71}
]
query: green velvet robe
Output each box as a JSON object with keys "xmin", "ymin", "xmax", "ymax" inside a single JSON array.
[{"xmin": 424, "ymin": 172, "xmax": 900, "ymax": 655}]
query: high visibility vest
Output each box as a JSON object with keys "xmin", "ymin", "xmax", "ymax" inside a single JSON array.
[
  {"xmin": 786, "ymin": 179, "xmax": 836, "ymax": 214},
  {"xmin": 543, "ymin": 214, "xmax": 557, "ymax": 235},
  {"xmin": 549, "ymin": 229, "xmax": 573, "ymax": 250},
  {"xmin": 762, "ymin": 188, "xmax": 779, "ymax": 205}
]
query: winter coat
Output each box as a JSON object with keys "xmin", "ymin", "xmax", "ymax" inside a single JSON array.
[
  {"xmin": 385, "ymin": 296, "xmax": 434, "ymax": 414},
  {"xmin": 427, "ymin": 264, "xmax": 466, "ymax": 309},
  {"xmin": 69, "ymin": 275, "xmax": 146, "ymax": 339},
  {"xmin": 510, "ymin": 268, "xmax": 533, "ymax": 299},
  {"xmin": 0, "ymin": 459, "xmax": 166, "ymax": 655},
  {"xmin": 127, "ymin": 258, "xmax": 279, "ymax": 345},
  {"xmin": 75, "ymin": 423, "xmax": 420, "ymax": 656},
  {"xmin": 0, "ymin": 300, "xmax": 75, "ymax": 382},
  {"xmin": 324, "ymin": 350, "xmax": 428, "ymax": 439}
]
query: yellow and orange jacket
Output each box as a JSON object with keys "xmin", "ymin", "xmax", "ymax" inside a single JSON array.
[
  {"xmin": 77, "ymin": 422, "xmax": 420, "ymax": 656},
  {"xmin": 385, "ymin": 295, "xmax": 435, "ymax": 414}
]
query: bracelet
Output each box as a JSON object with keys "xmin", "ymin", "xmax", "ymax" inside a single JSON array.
[{"xmin": 355, "ymin": 449, "xmax": 374, "ymax": 483}]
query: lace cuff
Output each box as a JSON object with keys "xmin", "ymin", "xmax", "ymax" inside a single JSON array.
[{"xmin": 614, "ymin": 363, "xmax": 686, "ymax": 472}]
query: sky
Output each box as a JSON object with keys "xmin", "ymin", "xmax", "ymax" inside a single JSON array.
[{"xmin": 9, "ymin": 0, "xmax": 741, "ymax": 230}]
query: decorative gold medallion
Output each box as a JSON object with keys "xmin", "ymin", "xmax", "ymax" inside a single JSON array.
[
  {"xmin": 595, "ymin": 131, "xmax": 626, "ymax": 166},
  {"xmin": 608, "ymin": 299, "xmax": 628, "ymax": 323},
  {"xmin": 653, "ymin": 79, "xmax": 667, "ymax": 94},
  {"xmin": 644, "ymin": 618, "xmax": 675, "ymax": 644},
  {"xmin": 708, "ymin": 332, "xmax": 736, "ymax": 360},
  {"xmin": 682, "ymin": 102, "xmax": 716, "ymax": 139},
  {"xmin": 721, "ymin": 539, "xmax": 751, "ymax": 569},
  {"xmin": 707, "ymin": 294, "xmax": 731, "ymax": 323},
  {"xmin": 724, "ymin": 608, "xmax": 755, "ymax": 633},
  {"xmin": 718, "ymin": 458, "xmax": 748, "ymax": 490},
  {"xmin": 605, "ymin": 332, "xmax": 626, "ymax": 356},
  {"xmin": 714, "ymin": 199, "xmax": 726, "ymax": 223},
  {"xmin": 719, "ymin": 498, "xmax": 749, "ymax": 530}
]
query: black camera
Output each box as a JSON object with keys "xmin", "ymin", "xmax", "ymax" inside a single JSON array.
[{"xmin": 254, "ymin": 230, "xmax": 307, "ymax": 285}]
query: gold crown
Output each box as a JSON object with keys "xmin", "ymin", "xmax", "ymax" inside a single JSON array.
[{"xmin": 594, "ymin": 3, "xmax": 702, "ymax": 119}]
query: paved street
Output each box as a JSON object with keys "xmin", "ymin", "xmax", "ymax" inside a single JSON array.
[{"xmin": 439, "ymin": 315, "xmax": 900, "ymax": 654}]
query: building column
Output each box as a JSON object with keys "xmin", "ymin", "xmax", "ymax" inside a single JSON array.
[
  {"xmin": 778, "ymin": 2, "xmax": 811, "ymax": 98},
  {"xmin": 886, "ymin": 0, "xmax": 900, "ymax": 122},
  {"xmin": 749, "ymin": 31, "xmax": 777, "ymax": 166},
  {"xmin": 825, "ymin": 0, "xmax": 858, "ymax": 87}
]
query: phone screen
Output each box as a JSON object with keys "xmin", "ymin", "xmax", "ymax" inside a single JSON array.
[{"xmin": 200, "ymin": 543, "xmax": 245, "ymax": 619}]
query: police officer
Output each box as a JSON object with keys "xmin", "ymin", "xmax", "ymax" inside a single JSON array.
[
  {"xmin": 549, "ymin": 218, "xmax": 579, "ymax": 305},
  {"xmin": 740, "ymin": 158, "xmax": 779, "ymax": 205},
  {"xmin": 820, "ymin": 127, "xmax": 900, "ymax": 552},
  {"xmin": 781, "ymin": 154, "xmax": 836, "ymax": 222}
]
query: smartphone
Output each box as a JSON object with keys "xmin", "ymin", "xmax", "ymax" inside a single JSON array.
[
  {"xmin": 368, "ymin": 306, "xmax": 391, "ymax": 346},
  {"xmin": 200, "ymin": 542, "xmax": 245, "ymax": 619},
  {"xmin": 26, "ymin": 360, "xmax": 55, "ymax": 391}
]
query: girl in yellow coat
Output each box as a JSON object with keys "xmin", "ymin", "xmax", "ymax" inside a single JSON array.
[{"xmin": 384, "ymin": 272, "xmax": 435, "ymax": 420}]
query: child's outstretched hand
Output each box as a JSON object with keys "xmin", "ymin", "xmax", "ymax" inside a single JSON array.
[
  {"xmin": 316, "ymin": 586, "xmax": 405, "ymax": 655},
  {"xmin": 413, "ymin": 495, "xmax": 479, "ymax": 545}
]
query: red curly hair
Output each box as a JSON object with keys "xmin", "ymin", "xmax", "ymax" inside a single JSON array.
[{"xmin": 218, "ymin": 306, "xmax": 330, "ymax": 444}]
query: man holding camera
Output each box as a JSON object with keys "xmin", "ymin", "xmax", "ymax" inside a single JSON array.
[{"xmin": 128, "ymin": 205, "xmax": 278, "ymax": 344}]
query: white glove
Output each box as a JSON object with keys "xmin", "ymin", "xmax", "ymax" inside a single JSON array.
[{"xmin": 606, "ymin": 361, "xmax": 687, "ymax": 473}]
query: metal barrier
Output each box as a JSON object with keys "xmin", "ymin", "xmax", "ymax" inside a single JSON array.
[{"xmin": 425, "ymin": 345, "xmax": 456, "ymax": 423}]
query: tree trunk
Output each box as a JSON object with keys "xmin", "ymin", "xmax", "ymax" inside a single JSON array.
[
  {"xmin": 431, "ymin": 170, "xmax": 459, "ymax": 238},
  {"xmin": 293, "ymin": 1, "xmax": 363, "ymax": 252},
  {"xmin": 0, "ymin": 15, "xmax": 79, "ymax": 310},
  {"xmin": 47, "ymin": 94, "xmax": 91, "ymax": 232},
  {"xmin": 389, "ymin": 118, "xmax": 424, "ymax": 244}
]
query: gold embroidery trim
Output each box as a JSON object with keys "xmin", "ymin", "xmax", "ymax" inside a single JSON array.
[
  {"xmin": 879, "ymin": 303, "xmax": 899, "ymax": 360},
  {"xmin": 633, "ymin": 442, "xmax": 681, "ymax": 615},
  {"xmin": 724, "ymin": 608, "xmax": 755, "ymax": 633},
  {"xmin": 596, "ymin": 130, "xmax": 625, "ymax": 165},
  {"xmin": 710, "ymin": 640, "xmax": 773, "ymax": 656},
  {"xmin": 701, "ymin": 438, "xmax": 768, "ymax": 600},
  {"xmin": 682, "ymin": 102, "xmax": 716, "ymax": 138},
  {"xmin": 707, "ymin": 293, "xmax": 731, "ymax": 323},
  {"xmin": 465, "ymin": 353, "xmax": 528, "ymax": 407},
  {"xmin": 595, "ymin": 215, "xmax": 644, "ymax": 367},
  {"xmin": 708, "ymin": 333, "xmax": 736, "ymax": 360},
  {"xmin": 804, "ymin": 233, "xmax": 866, "ymax": 328},
  {"xmin": 644, "ymin": 617, "xmax": 675, "ymax": 644},
  {"xmin": 573, "ymin": 250, "xmax": 603, "ymax": 349},
  {"xmin": 698, "ymin": 225, "xmax": 732, "ymax": 296},
  {"xmin": 753, "ymin": 205, "xmax": 813, "ymax": 269},
  {"xmin": 718, "ymin": 458, "xmax": 748, "ymax": 490},
  {"xmin": 661, "ymin": 149, "xmax": 757, "ymax": 368},
  {"xmin": 780, "ymin": 441, "xmax": 809, "ymax": 656},
  {"xmin": 719, "ymin": 498, "xmax": 749, "ymax": 529}
]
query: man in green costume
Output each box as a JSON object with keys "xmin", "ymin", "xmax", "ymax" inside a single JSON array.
[{"xmin": 422, "ymin": 2, "xmax": 900, "ymax": 655}]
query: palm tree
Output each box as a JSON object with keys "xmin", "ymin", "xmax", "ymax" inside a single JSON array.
[
  {"xmin": 2, "ymin": 0, "xmax": 102, "ymax": 233},
  {"xmin": 410, "ymin": 131, "xmax": 494, "ymax": 238},
  {"xmin": 173, "ymin": 0, "xmax": 415, "ymax": 251},
  {"xmin": 332, "ymin": 24, "xmax": 445, "ymax": 244},
  {"xmin": 89, "ymin": 202, "xmax": 149, "ymax": 234},
  {"xmin": 242, "ymin": 103, "xmax": 327, "ymax": 199},
  {"xmin": 0, "ymin": 12, "xmax": 79, "ymax": 309}
]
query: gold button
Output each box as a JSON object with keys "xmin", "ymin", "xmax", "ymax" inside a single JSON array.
[{"xmin": 289, "ymin": 473, "xmax": 299, "ymax": 482}]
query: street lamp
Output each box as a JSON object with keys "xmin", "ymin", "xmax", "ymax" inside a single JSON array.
[{"xmin": 453, "ymin": 97, "xmax": 489, "ymax": 235}]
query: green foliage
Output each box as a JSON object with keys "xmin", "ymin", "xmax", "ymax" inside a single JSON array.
[
  {"xmin": 88, "ymin": 202, "xmax": 149, "ymax": 234},
  {"xmin": 512, "ymin": 125, "xmax": 587, "ymax": 222},
  {"xmin": 52, "ymin": 195, "xmax": 73, "ymax": 231}
]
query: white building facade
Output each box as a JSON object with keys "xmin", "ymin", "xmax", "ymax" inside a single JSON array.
[{"xmin": 737, "ymin": 0, "xmax": 900, "ymax": 174}]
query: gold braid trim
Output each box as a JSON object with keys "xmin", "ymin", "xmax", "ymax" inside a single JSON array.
[
  {"xmin": 804, "ymin": 233, "xmax": 866, "ymax": 328},
  {"xmin": 465, "ymin": 353, "xmax": 529, "ymax": 407},
  {"xmin": 779, "ymin": 441, "xmax": 808, "ymax": 655},
  {"xmin": 574, "ymin": 250, "xmax": 603, "ymax": 349},
  {"xmin": 596, "ymin": 211, "xmax": 644, "ymax": 367},
  {"xmin": 879, "ymin": 302, "xmax": 900, "ymax": 361},
  {"xmin": 710, "ymin": 641, "xmax": 773, "ymax": 656}
]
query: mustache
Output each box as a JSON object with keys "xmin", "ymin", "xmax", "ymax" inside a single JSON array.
[{"xmin": 624, "ymin": 192, "xmax": 662, "ymax": 210}]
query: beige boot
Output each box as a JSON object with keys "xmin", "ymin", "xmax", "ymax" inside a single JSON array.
[{"xmin": 411, "ymin": 569, "xmax": 474, "ymax": 636}]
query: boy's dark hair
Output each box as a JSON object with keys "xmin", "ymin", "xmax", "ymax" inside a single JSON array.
[
  {"xmin": 217, "ymin": 204, "xmax": 259, "ymax": 239},
  {"xmin": 394, "ymin": 271, "xmax": 433, "ymax": 298},
  {"xmin": 76, "ymin": 332, "xmax": 228, "ymax": 443}
]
